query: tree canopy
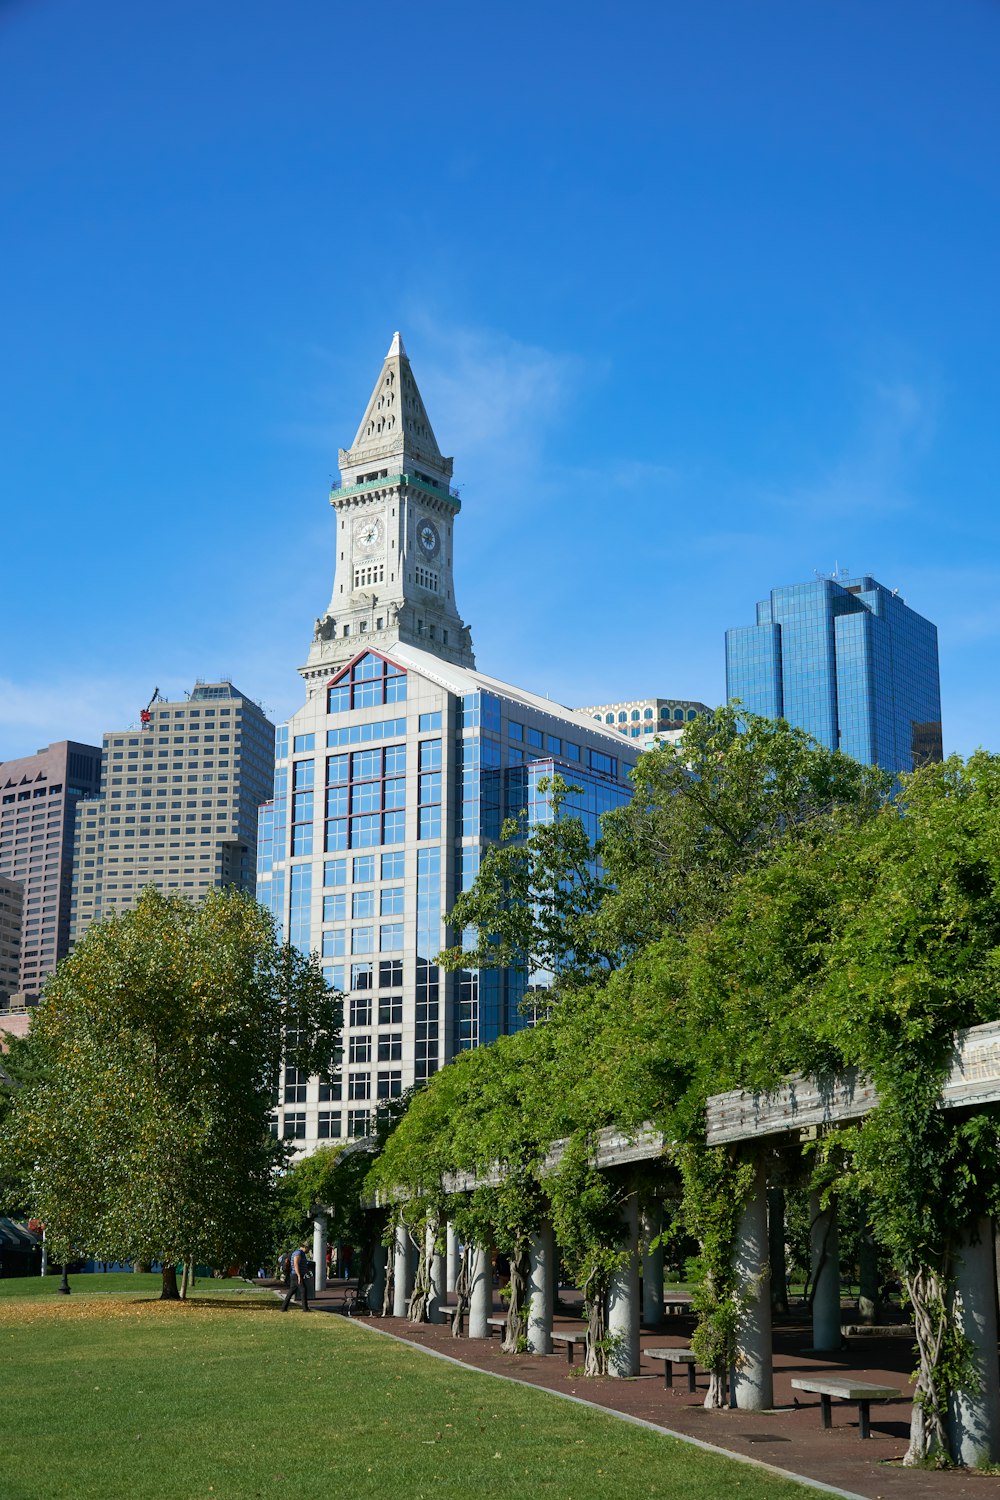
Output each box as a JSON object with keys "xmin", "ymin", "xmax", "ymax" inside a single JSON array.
[
  {"xmin": 0, "ymin": 886, "xmax": 341, "ymax": 1297},
  {"xmin": 369, "ymin": 716, "xmax": 1000, "ymax": 1456}
]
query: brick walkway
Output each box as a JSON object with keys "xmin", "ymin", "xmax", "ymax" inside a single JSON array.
[{"xmin": 304, "ymin": 1280, "xmax": 1000, "ymax": 1499}]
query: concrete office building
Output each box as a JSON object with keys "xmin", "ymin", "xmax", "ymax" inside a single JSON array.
[
  {"xmin": 0, "ymin": 878, "xmax": 24, "ymax": 1005},
  {"xmin": 70, "ymin": 683, "xmax": 275, "ymax": 943},
  {"xmin": 726, "ymin": 573, "xmax": 943, "ymax": 775},
  {"xmin": 0, "ymin": 741, "xmax": 102, "ymax": 999},
  {"xmin": 579, "ymin": 696, "xmax": 710, "ymax": 752},
  {"xmin": 260, "ymin": 333, "xmax": 640, "ymax": 1152}
]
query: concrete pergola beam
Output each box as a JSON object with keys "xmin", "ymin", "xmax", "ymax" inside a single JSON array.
[{"xmin": 705, "ymin": 1019, "xmax": 1000, "ymax": 1146}]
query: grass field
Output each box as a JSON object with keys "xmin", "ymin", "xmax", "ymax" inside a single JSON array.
[
  {"xmin": 0, "ymin": 1275, "xmax": 814, "ymax": 1500},
  {"xmin": 0, "ymin": 1272, "xmax": 275, "ymax": 1301}
]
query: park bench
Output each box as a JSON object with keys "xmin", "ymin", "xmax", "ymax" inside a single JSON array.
[
  {"xmin": 329, "ymin": 1281, "xmax": 370, "ymax": 1316},
  {"xmin": 662, "ymin": 1296, "xmax": 691, "ymax": 1317},
  {"xmin": 438, "ymin": 1303, "xmax": 464, "ymax": 1334},
  {"xmin": 486, "ymin": 1316, "xmax": 507, "ymax": 1339},
  {"xmin": 550, "ymin": 1330, "xmax": 589, "ymax": 1365},
  {"xmin": 645, "ymin": 1347, "xmax": 699, "ymax": 1392},
  {"xmin": 790, "ymin": 1376, "xmax": 902, "ymax": 1439}
]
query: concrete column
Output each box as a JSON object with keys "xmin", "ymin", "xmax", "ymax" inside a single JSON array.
[
  {"xmin": 607, "ymin": 1193, "xmax": 640, "ymax": 1378},
  {"xmin": 527, "ymin": 1222, "xmax": 554, "ymax": 1354},
  {"xmin": 641, "ymin": 1205, "xmax": 664, "ymax": 1326},
  {"xmin": 427, "ymin": 1222, "xmax": 445, "ymax": 1324},
  {"xmin": 858, "ymin": 1214, "xmax": 880, "ymax": 1324},
  {"xmin": 810, "ymin": 1192, "xmax": 841, "ymax": 1351},
  {"xmin": 468, "ymin": 1243, "xmax": 492, "ymax": 1339},
  {"xmin": 767, "ymin": 1186, "xmax": 788, "ymax": 1315},
  {"xmin": 732, "ymin": 1158, "xmax": 773, "ymax": 1410},
  {"xmin": 312, "ymin": 1212, "xmax": 328, "ymax": 1293},
  {"xmin": 446, "ymin": 1223, "xmax": 459, "ymax": 1298},
  {"xmin": 392, "ymin": 1222, "xmax": 412, "ymax": 1318},
  {"xmin": 367, "ymin": 1241, "xmax": 386, "ymax": 1312},
  {"xmin": 948, "ymin": 1217, "xmax": 1000, "ymax": 1466}
]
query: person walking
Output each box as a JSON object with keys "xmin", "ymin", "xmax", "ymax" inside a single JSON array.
[{"xmin": 280, "ymin": 1244, "xmax": 311, "ymax": 1312}]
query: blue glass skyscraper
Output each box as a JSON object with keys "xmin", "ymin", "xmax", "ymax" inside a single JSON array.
[{"xmin": 725, "ymin": 574, "xmax": 942, "ymax": 774}]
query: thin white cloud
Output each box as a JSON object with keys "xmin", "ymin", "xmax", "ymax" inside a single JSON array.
[
  {"xmin": 404, "ymin": 316, "xmax": 586, "ymax": 465},
  {"xmin": 768, "ymin": 373, "xmax": 938, "ymax": 520}
]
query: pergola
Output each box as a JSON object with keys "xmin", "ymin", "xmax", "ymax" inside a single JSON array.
[{"xmin": 324, "ymin": 1020, "xmax": 1000, "ymax": 1464}]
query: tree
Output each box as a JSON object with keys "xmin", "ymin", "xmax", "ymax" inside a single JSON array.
[
  {"xmin": 440, "ymin": 776, "xmax": 617, "ymax": 994},
  {"xmin": 440, "ymin": 711, "xmax": 889, "ymax": 1002},
  {"xmin": 0, "ymin": 887, "xmax": 341, "ymax": 1298}
]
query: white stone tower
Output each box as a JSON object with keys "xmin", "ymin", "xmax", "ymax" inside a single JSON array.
[{"xmin": 300, "ymin": 333, "xmax": 475, "ymax": 686}]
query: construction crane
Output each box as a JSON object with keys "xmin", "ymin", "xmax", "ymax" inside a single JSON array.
[{"xmin": 139, "ymin": 687, "xmax": 162, "ymax": 732}]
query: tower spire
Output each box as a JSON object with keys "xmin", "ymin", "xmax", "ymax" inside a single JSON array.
[
  {"xmin": 341, "ymin": 330, "xmax": 450, "ymax": 483},
  {"xmin": 299, "ymin": 334, "xmax": 474, "ymax": 686}
]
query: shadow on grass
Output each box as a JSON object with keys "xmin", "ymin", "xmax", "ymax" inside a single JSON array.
[{"xmin": 130, "ymin": 1297, "xmax": 285, "ymax": 1313}]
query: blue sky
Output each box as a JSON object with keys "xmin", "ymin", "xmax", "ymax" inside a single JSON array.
[{"xmin": 3, "ymin": 0, "xmax": 999, "ymax": 759}]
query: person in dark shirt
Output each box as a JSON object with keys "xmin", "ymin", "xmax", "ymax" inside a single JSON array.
[{"xmin": 280, "ymin": 1244, "xmax": 311, "ymax": 1312}]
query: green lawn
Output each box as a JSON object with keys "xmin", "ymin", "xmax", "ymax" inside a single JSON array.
[
  {"xmin": 0, "ymin": 1278, "xmax": 815, "ymax": 1500},
  {"xmin": 0, "ymin": 1272, "xmax": 273, "ymax": 1300}
]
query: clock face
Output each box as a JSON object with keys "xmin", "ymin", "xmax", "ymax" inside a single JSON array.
[
  {"xmin": 354, "ymin": 515, "xmax": 384, "ymax": 552},
  {"xmin": 417, "ymin": 518, "xmax": 440, "ymax": 558}
]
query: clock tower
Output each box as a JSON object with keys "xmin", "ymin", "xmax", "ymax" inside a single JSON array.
[{"xmin": 300, "ymin": 332, "xmax": 475, "ymax": 685}]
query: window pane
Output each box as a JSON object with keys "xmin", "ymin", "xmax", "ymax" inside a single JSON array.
[
  {"xmin": 351, "ymin": 814, "xmax": 380, "ymax": 847},
  {"xmin": 352, "ymin": 889, "xmax": 375, "ymax": 919},
  {"xmin": 382, "ymin": 810, "xmax": 405, "ymax": 844},
  {"xmin": 351, "ymin": 926, "xmax": 374, "ymax": 954},
  {"xmin": 326, "ymin": 754, "xmax": 349, "ymax": 784},
  {"xmin": 383, "ymin": 744, "xmax": 406, "ymax": 775},
  {"xmin": 380, "ymin": 886, "xmax": 404, "ymax": 915}
]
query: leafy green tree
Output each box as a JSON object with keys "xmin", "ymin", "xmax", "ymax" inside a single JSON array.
[
  {"xmin": 440, "ymin": 776, "xmax": 617, "ymax": 993},
  {"xmin": 0, "ymin": 887, "xmax": 341, "ymax": 1298},
  {"xmin": 440, "ymin": 711, "xmax": 888, "ymax": 1003}
]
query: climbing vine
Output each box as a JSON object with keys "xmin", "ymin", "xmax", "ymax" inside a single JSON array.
[{"xmin": 360, "ymin": 730, "xmax": 1000, "ymax": 1465}]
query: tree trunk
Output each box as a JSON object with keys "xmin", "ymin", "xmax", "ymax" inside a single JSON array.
[
  {"xmin": 381, "ymin": 1242, "xmax": 395, "ymax": 1318},
  {"xmin": 502, "ymin": 1246, "xmax": 528, "ymax": 1353},
  {"xmin": 407, "ymin": 1226, "xmax": 431, "ymax": 1324},
  {"xmin": 903, "ymin": 1264, "xmax": 950, "ymax": 1466},
  {"xmin": 452, "ymin": 1243, "xmax": 472, "ymax": 1338},
  {"xmin": 160, "ymin": 1263, "xmax": 180, "ymax": 1301},
  {"xmin": 704, "ymin": 1369, "xmax": 728, "ymax": 1409},
  {"xmin": 582, "ymin": 1266, "xmax": 609, "ymax": 1376},
  {"xmin": 179, "ymin": 1261, "xmax": 190, "ymax": 1300},
  {"xmin": 135, "ymin": 1261, "xmax": 151, "ymax": 1274}
]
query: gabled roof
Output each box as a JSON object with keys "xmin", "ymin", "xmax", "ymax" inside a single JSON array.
[
  {"xmin": 326, "ymin": 648, "xmax": 403, "ymax": 688},
  {"xmin": 384, "ymin": 642, "xmax": 637, "ymax": 752}
]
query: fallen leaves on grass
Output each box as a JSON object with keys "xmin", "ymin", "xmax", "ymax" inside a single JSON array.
[{"xmin": 0, "ymin": 1297, "xmax": 283, "ymax": 1329}]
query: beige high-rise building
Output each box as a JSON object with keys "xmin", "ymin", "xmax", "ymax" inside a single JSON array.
[
  {"xmin": 0, "ymin": 740, "xmax": 102, "ymax": 999},
  {"xmin": 70, "ymin": 682, "xmax": 275, "ymax": 943}
]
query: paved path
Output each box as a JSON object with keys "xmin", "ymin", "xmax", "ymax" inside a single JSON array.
[{"xmin": 299, "ymin": 1282, "xmax": 998, "ymax": 1499}]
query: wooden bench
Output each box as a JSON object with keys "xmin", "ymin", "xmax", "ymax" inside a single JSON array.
[
  {"xmin": 646, "ymin": 1347, "xmax": 698, "ymax": 1392},
  {"xmin": 790, "ymin": 1377, "xmax": 902, "ymax": 1439},
  {"xmin": 550, "ymin": 1330, "xmax": 589, "ymax": 1365}
]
